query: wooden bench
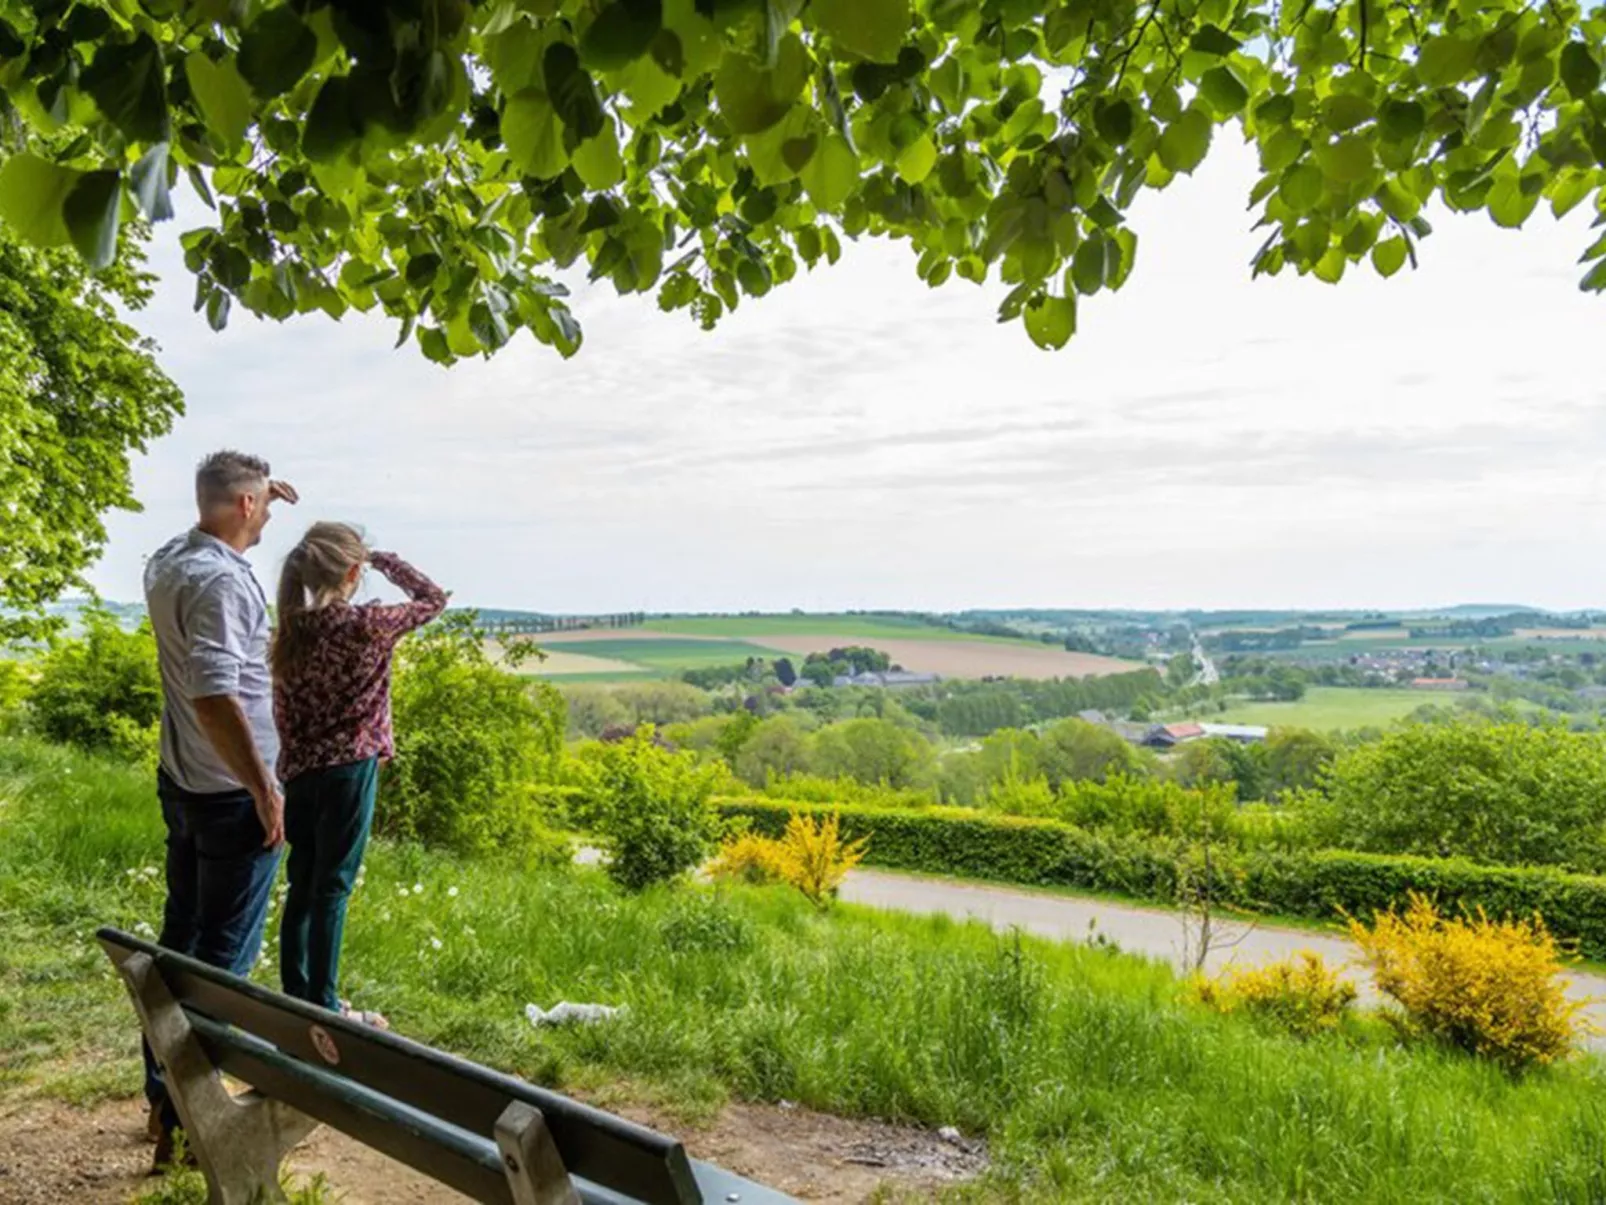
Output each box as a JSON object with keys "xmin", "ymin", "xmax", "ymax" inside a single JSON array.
[{"xmin": 98, "ymin": 927, "xmax": 796, "ymax": 1205}]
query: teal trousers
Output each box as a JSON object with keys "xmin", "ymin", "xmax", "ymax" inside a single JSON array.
[{"xmin": 279, "ymin": 756, "xmax": 378, "ymax": 1011}]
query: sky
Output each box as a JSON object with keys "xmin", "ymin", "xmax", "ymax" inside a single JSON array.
[{"xmin": 87, "ymin": 135, "xmax": 1606, "ymax": 616}]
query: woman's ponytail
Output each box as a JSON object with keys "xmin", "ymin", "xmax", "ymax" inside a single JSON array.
[{"xmin": 271, "ymin": 524, "xmax": 368, "ymax": 678}]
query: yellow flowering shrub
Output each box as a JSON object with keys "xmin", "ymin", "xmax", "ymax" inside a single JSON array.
[
  {"xmin": 1348, "ymin": 894, "xmax": 1588, "ymax": 1070},
  {"xmin": 709, "ymin": 813, "xmax": 868, "ymax": 909},
  {"xmin": 769, "ymin": 812, "xmax": 870, "ymax": 910},
  {"xmin": 1193, "ymin": 952, "xmax": 1358, "ymax": 1038},
  {"xmin": 707, "ymin": 831, "xmax": 785, "ymax": 885}
]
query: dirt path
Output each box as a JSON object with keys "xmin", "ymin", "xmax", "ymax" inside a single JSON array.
[
  {"xmin": 0, "ymin": 1093, "xmax": 983, "ymax": 1204},
  {"xmin": 840, "ymin": 868, "xmax": 1606, "ymax": 1046}
]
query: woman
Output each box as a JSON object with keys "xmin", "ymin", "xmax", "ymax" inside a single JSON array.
[{"xmin": 272, "ymin": 521, "xmax": 447, "ymax": 1021}]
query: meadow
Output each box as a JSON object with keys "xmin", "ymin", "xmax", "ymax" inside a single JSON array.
[
  {"xmin": 1211, "ymin": 687, "xmax": 1441, "ymax": 732},
  {"xmin": 7, "ymin": 736, "xmax": 1606, "ymax": 1203}
]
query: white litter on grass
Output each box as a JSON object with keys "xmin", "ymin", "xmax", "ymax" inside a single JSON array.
[{"xmin": 525, "ymin": 1001, "xmax": 625, "ymax": 1028}]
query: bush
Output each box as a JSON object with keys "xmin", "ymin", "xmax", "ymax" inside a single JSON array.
[
  {"xmin": 809, "ymin": 717, "xmax": 935, "ymax": 790},
  {"xmin": 382, "ymin": 616, "xmax": 567, "ymax": 858},
  {"xmin": 769, "ymin": 812, "xmax": 868, "ymax": 909},
  {"xmin": 1308, "ymin": 722, "xmax": 1606, "ymax": 872},
  {"xmin": 27, "ymin": 607, "xmax": 160, "ymax": 758},
  {"xmin": 1349, "ymin": 895, "xmax": 1587, "ymax": 1070},
  {"xmin": 591, "ymin": 726, "xmax": 723, "ymax": 891},
  {"xmin": 1193, "ymin": 952, "xmax": 1357, "ymax": 1038},
  {"xmin": 708, "ymin": 831, "xmax": 786, "ymax": 885}
]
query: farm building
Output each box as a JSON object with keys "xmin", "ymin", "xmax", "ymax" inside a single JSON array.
[
  {"xmin": 1197, "ymin": 723, "xmax": 1271, "ymax": 744},
  {"xmin": 829, "ymin": 670, "xmax": 942, "ymax": 688},
  {"xmin": 1144, "ymin": 722, "xmax": 1206, "ymax": 748}
]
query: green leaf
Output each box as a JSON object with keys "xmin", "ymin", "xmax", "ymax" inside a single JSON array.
[
  {"xmin": 582, "ymin": 0, "xmax": 664, "ymax": 71},
  {"xmin": 205, "ymin": 288, "xmax": 231, "ymax": 332},
  {"xmin": 80, "ymin": 33, "xmax": 169, "ymax": 144},
  {"xmin": 616, "ymin": 54, "xmax": 681, "ymax": 117},
  {"xmin": 1560, "ymin": 42, "xmax": 1602, "ymax": 102},
  {"xmin": 546, "ymin": 43, "xmax": 607, "ymax": 139},
  {"xmin": 1417, "ymin": 36, "xmax": 1477, "ymax": 87},
  {"xmin": 810, "ymin": 0, "xmax": 909, "ymax": 63},
  {"xmin": 1070, "ymin": 233, "xmax": 1107, "ymax": 294},
  {"xmin": 1581, "ymin": 258, "xmax": 1606, "ymax": 292},
  {"xmin": 302, "ymin": 76, "xmax": 361, "ymax": 162},
  {"xmin": 1200, "ymin": 66, "xmax": 1249, "ymax": 116},
  {"xmin": 1260, "ymin": 128, "xmax": 1305, "ymax": 173},
  {"xmin": 1279, "ymin": 162, "xmax": 1324, "ymax": 212},
  {"xmin": 129, "ymin": 142, "xmax": 173, "ymax": 222},
  {"xmin": 503, "ymin": 90, "xmax": 571, "ymax": 178},
  {"xmin": 574, "ymin": 126, "xmax": 626, "ymax": 189},
  {"xmin": 238, "ymin": 8, "xmax": 317, "ymax": 99},
  {"xmin": 185, "ymin": 55, "xmax": 254, "ymax": 151},
  {"xmin": 1158, "ymin": 109, "xmax": 1212, "ymax": 175},
  {"xmin": 1376, "ymin": 178, "xmax": 1421, "ymax": 222},
  {"xmin": 62, "ymin": 170, "xmax": 121, "ymax": 269},
  {"xmin": 801, "ymin": 133, "xmax": 859, "ymax": 209},
  {"xmin": 1190, "ymin": 25, "xmax": 1241, "ymax": 55},
  {"xmin": 1322, "ymin": 94, "xmax": 1374, "ymax": 133},
  {"xmin": 1317, "ymin": 135, "xmax": 1375, "ymax": 184},
  {"xmin": 1371, "ymin": 236, "xmax": 1408, "ymax": 278},
  {"xmin": 0, "ymin": 153, "xmax": 79, "ymax": 247},
  {"xmin": 1487, "ymin": 174, "xmax": 1540, "ymax": 229},
  {"xmin": 419, "ymin": 327, "xmax": 452, "ymax": 363},
  {"xmin": 714, "ymin": 34, "xmax": 809, "ymax": 135},
  {"xmin": 1378, "ymin": 99, "xmax": 1425, "ymax": 145},
  {"xmin": 895, "ymin": 132, "xmax": 937, "ymax": 184},
  {"xmin": 1255, "ymin": 94, "xmax": 1295, "ymax": 126},
  {"xmin": 1095, "ymin": 99, "xmax": 1134, "ymax": 145},
  {"xmin": 1024, "ymin": 293, "xmax": 1076, "ymax": 350}
]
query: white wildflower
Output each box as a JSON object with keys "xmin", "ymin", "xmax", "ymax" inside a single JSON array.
[
  {"xmin": 397, "ymin": 887, "xmax": 410, "ymax": 898},
  {"xmin": 134, "ymin": 921, "xmax": 155, "ymax": 938},
  {"xmin": 429, "ymin": 937, "xmax": 443, "ymax": 951},
  {"xmin": 447, "ymin": 886, "xmax": 458, "ymax": 898},
  {"xmin": 412, "ymin": 883, "xmax": 424, "ymax": 895}
]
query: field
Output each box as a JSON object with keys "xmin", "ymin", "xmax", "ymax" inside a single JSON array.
[
  {"xmin": 1211, "ymin": 687, "xmax": 1444, "ymax": 731},
  {"xmin": 516, "ymin": 615, "xmax": 1146, "ymax": 681}
]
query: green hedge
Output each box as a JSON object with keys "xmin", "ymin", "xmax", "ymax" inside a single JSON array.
[{"xmin": 719, "ymin": 797, "xmax": 1606, "ymax": 959}]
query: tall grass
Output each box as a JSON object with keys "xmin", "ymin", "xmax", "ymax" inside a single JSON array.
[{"xmin": 4, "ymin": 734, "xmax": 1606, "ymax": 1201}]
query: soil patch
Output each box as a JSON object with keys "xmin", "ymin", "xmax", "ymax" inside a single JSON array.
[{"xmin": 0, "ymin": 1095, "xmax": 984, "ymax": 1204}]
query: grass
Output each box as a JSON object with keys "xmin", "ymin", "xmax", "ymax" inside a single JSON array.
[
  {"xmin": 7, "ymin": 735, "xmax": 1606, "ymax": 1202},
  {"xmin": 521, "ymin": 637, "xmax": 789, "ymax": 677},
  {"xmin": 1209, "ymin": 687, "xmax": 1443, "ymax": 732}
]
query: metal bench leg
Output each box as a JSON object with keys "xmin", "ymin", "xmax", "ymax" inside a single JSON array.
[
  {"xmin": 496, "ymin": 1102, "xmax": 580, "ymax": 1205},
  {"xmin": 118, "ymin": 952, "xmax": 320, "ymax": 1205}
]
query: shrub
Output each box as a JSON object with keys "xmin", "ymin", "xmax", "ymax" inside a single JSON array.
[
  {"xmin": 1193, "ymin": 952, "xmax": 1357, "ymax": 1038},
  {"xmin": 382, "ymin": 615, "xmax": 567, "ymax": 858},
  {"xmin": 1309, "ymin": 722, "xmax": 1606, "ymax": 872},
  {"xmin": 591, "ymin": 726, "xmax": 723, "ymax": 891},
  {"xmin": 1349, "ymin": 894, "xmax": 1588, "ymax": 1070},
  {"xmin": 708, "ymin": 831, "xmax": 786, "ymax": 885},
  {"xmin": 27, "ymin": 607, "xmax": 160, "ymax": 758},
  {"xmin": 768, "ymin": 812, "xmax": 868, "ymax": 910},
  {"xmin": 808, "ymin": 717, "xmax": 936, "ymax": 790}
]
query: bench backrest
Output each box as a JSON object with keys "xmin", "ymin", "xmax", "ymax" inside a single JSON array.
[{"xmin": 99, "ymin": 927, "xmax": 790, "ymax": 1205}]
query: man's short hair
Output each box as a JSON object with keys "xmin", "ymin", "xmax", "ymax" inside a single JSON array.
[{"xmin": 195, "ymin": 450, "xmax": 271, "ymax": 512}]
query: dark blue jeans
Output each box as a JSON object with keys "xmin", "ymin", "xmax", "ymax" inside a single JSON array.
[
  {"xmin": 143, "ymin": 770, "xmax": 281, "ymax": 1128},
  {"xmin": 280, "ymin": 757, "xmax": 378, "ymax": 1011}
]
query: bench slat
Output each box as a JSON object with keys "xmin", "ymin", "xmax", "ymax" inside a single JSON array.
[{"xmin": 101, "ymin": 929, "xmax": 702, "ymax": 1204}]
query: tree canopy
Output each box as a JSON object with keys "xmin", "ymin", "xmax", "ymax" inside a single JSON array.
[
  {"xmin": 0, "ymin": 224, "xmax": 183, "ymax": 641},
  {"xmin": 0, "ymin": 0, "xmax": 1601, "ymax": 364}
]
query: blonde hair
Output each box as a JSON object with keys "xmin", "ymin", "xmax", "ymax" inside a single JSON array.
[{"xmin": 272, "ymin": 522, "xmax": 369, "ymax": 676}]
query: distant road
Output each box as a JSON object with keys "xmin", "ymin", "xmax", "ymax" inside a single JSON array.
[{"xmin": 840, "ymin": 868, "xmax": 1606, "ymax": 1048}]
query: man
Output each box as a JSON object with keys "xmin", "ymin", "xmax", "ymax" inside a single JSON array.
[{"xmin": 141, "ymin": 450, "xmax": 297, "ymax": 1169}]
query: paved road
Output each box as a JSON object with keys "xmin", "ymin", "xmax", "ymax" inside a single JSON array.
[{"xmin": 840, "ymin": 868, "xmax": 1606, "ymax": 1047}]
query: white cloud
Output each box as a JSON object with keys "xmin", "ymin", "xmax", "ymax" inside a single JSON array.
[{"xmin": 90, "ymin": 136, "xmax": 1606, "ymax": 614}]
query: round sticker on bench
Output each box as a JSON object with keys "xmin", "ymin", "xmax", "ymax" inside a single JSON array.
[{"xmin": 309, "ymin": 1024, "xmax": 340, "ymax": 1066}]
